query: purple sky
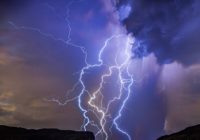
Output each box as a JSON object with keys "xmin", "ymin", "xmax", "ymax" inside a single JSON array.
[{"xmin": 0, "ymin": 0, "xmax": 200, "ymax": 140}]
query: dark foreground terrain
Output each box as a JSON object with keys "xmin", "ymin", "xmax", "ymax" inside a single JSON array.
[
  {"xmin": 158, "ymin": 124, "xmax": 200, "ymax": 140},
  {"xmin": 0, "ymin": 125, "xmax": 94, "ymax": 140}
]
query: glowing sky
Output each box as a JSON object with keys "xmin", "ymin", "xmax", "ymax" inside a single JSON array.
[{"xmin": 0, "ymin": 0, "xmax": 200, "ymax": 140}]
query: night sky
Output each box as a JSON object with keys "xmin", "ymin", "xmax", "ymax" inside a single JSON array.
[{"xmin": 0, "ymin": 0, "xmax": 200, "ymax": 140}]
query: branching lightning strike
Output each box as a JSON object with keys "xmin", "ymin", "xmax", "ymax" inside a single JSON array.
[{"xmin": 8, "ymin": 1, "xmax": 135, "ymax": 140}]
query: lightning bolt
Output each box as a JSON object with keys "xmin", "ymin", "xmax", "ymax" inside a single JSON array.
[{"xmin": 7, "ymin": 1, "xmax": 136, "ymax": 140}]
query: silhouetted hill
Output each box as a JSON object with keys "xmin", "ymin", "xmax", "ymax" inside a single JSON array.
[
  {"xmin": 0, "ymin": 125, "xmax": 94, "ymax": 140},
  {"xmin": 158, "ymin": 124, "xmax": 200, "ymax": 140}
]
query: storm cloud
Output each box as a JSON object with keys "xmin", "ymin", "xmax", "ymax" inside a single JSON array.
[{"xmin": 117, "ymin": 0, "xmax": 200, "ymax": 65}]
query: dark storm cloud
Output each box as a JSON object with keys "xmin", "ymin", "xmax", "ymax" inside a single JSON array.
[
  {"xmin": 117, "ymin": 0, "xmax": 200, "ymax": 65},
  {"xmin": 0, "ymin": 0, "xmax": 27, "ymax": 7},
  {"xmin": 0, "ymin": 0, "xmax": 27, "ymax": 19}
]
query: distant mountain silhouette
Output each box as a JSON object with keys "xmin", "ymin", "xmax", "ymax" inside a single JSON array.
[
  {"xmin": 0, "ymin": 125, "xmax": 94, "ymax": 140},
  {"xmin": 158, "ymin": 124, "xmax": 200, "ymax": 140}
]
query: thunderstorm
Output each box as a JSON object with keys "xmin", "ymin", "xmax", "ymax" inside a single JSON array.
[
  {"xmin": 1, "ymin": 0, "xmax": 200, "ymax": 140},
  {"xmin": 7, "ymin": 0, "xmax": 135, "ymax": 139}
]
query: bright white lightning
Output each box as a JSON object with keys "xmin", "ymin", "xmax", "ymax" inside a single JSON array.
[
  {"xmin": 76, "ymin": 34, "xmax": 134, "ymax": 140},
  {"xmin": 8, "ymin": 1, "xmax": 136, "ymax": 140}
]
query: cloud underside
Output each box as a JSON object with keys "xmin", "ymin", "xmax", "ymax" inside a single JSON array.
[{"xmin": 118, "ymin": 0, "xmax": 200, "ymax": 65}]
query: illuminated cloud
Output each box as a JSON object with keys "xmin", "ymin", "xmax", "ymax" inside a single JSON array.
[
  {"xmin": 118, "ymin": 4, "xmax": 132, "ymax": 20},
  {"xmin": 0, "ymin": 0, "xmax": 199, "ymax": 140},
  {"xmin": 161, "ymin": 64, "xmax": 200, "ymax": 133}
]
